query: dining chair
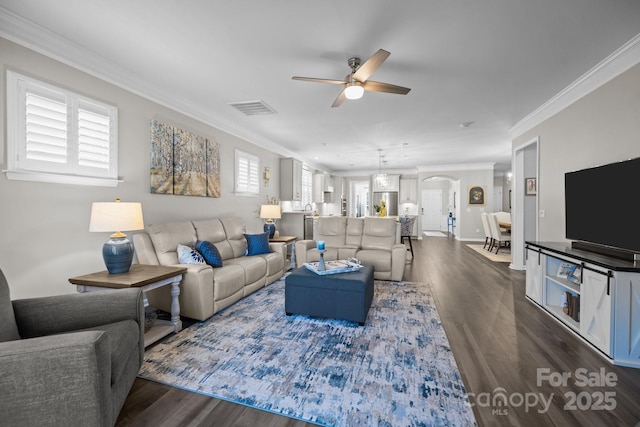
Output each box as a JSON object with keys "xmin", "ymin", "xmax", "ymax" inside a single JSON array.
[
  {"xmin": 480, "ymin": 212, "xmax": 493, "ymax": 250},
  {"xmin": 495, "ymin": 211, "xmax": 511, "ymax": 232},
  {"xmin": 488, "ymin": 213, "xmax": 511, "ymax": 254}
]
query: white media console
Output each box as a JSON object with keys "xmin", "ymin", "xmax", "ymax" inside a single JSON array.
[{"xmin": 525, "ymin": 241, "xmax": 640, "ymax": 368}]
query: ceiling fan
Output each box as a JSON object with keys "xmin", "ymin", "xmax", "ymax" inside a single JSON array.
[{"xmin": 292, "ymin": 49, "xmax": 411, "ymax": 107}]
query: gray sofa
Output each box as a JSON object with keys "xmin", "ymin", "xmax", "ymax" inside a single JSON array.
[
  {"xmin": 0, "ymin": 267, "xmax": 144, "ymax": 427},
  {"xmin": 295, "ymin": 216, "xmax": 407, "ymax": 281},
  {"xmin": 133, "ymin": 217, "xmax": 286, "ymax": 321}
]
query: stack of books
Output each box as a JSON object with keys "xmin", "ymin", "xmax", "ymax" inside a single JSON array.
[{"xmin": 562, "ymin": 291, "xmax": 580, "ymax": 322}]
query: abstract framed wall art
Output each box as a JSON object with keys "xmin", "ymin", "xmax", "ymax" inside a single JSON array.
[
  {"xmin": 150, "ymin": 120, "xmax": 221, "ymax": 197},
  {"xmin": 206, "ymin": 138, "xmax": 221, "ymax": 197},
  {"xmin": 150, "ymin": 120, "xmax": 174, "ymax": 194}
]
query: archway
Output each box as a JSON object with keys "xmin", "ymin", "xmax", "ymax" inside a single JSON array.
[{"xmin": 419, "ymin": 175, "xmax": 459, "ymax": 236}]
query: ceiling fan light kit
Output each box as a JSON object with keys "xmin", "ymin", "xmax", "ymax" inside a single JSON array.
[
  {"xmin": 292, "ymin": 49, "xmax": 411, "ymax": 107},
  {"xmin": 344, "ymin": 82, "xmax": 364, "ymax": 100}
]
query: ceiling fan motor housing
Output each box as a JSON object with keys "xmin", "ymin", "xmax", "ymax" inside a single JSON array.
[{"xmin": 348, "ymin": 57, "xmax": 361, "ymax": 73}]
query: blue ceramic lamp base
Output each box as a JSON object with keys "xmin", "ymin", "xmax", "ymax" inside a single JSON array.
[
  {"xmin": 264, "ymin": 221, "xmax": 276, "ymax": 238},
  {"xmin": 103, "ymin": 236, "xmax": 134, "ymax": 274}
]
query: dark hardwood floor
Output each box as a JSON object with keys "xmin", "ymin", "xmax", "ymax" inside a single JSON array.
[{"xmin": 117, "ymin": 236, "xmax": 640, "ymax": 427}]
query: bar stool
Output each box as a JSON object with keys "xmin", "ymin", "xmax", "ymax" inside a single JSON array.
[{"xmin": 399, "ymin": 216, "xmax": 417, "ymax": 258}]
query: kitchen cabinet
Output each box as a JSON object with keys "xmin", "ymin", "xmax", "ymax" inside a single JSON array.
[
  {"xmin": 313, "ymin": 173, "xmax": 334, "ymax": 203},
  {"xmin": 280, "ymin": 158, "xmax": 302, "ymax": 201},
  {"xmin": 400, "ymin": 178, "xmax": 417, "ymax": 203}
]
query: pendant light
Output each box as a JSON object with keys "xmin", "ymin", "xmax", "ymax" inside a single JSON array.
[{"xmin": 374, "ymin": 149, "xmax": 388, "ymax": 188}]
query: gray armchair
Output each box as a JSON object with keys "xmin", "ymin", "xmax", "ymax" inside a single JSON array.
[{"xmin": 0, "ymin": 267, "xmax": 144, "ymax": 427}]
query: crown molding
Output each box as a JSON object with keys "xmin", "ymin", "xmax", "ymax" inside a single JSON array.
[
  {"xmin": 510, "ymin": 33, "xmax": 640, "ymax": 138},
  {"xmin": 417, "ymin": 163, "xmax": 495, "ymax": 173},
  {"xmin": 0, "ymin": 7, "xmax": 301, "ymax": 162}
]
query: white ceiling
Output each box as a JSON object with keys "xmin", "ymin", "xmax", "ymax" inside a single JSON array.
[{"xmin": 1, "ymin": 1, "xmax": 640, "ymax": 175}]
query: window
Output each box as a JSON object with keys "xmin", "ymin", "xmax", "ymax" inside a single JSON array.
[
  {"xmin": 6, "ymin": 71, "xmax": 118, "ymax": 186},
  {"xmin": 301, "ymin": 165, "xmax": 312, "ymax": 207},
  {"xmin": 235, "ymin": 149, "xmax": 259, "ymax": 195}
]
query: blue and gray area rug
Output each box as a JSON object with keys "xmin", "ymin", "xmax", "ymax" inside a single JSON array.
[{"xmin": 139, "ymin": 277, "xmax": 476, "ymax": 426}]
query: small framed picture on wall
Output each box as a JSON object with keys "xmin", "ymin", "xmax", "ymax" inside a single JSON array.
[
  {"xmin": 525, "ymin": 177, "xmax": 537, "ymax": 195},
  {"xmin": 468, "ymin": 185, "xmax": 485, "ymax": 206}
]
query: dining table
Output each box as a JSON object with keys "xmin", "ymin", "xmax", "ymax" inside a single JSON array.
[{"xmin": 499, "ymin": 221, "xmax": 512, "ymax": 232}]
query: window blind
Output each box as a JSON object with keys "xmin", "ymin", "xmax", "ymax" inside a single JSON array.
[
  {"xmin": 235, "ymin": 150, "xmax": 260, "ymax": 195},
  {"xmin": 78, "ymin": 105, "xmax": 111, "ymax": 170},
  {"xmin": 6, "ymin": 70, "xmax": 118, "ymax": 186},
  {"xmin": 302, "ymin": 165, "xmax": 312, "ymax": 206},
  {"xmin": 25, "ymin": 92, "xmax": 68, "ymax": 164}
]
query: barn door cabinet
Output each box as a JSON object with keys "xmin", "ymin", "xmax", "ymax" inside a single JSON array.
[
  {"xmin": 525, "ymin": 246, "xmax": 543, "ymax": 305},
  {"xmin": 525, "ymin": 242, "xmax": 640, "ymax": 368}
]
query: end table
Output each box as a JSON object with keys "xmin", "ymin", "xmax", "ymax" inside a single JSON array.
[
  {"xmin": 69, "ymin": 264, "xmax": 187, "ymax": 347},
  {"xmin": 269, "ymin": 235, "xmax": 297, "ymax": 270}
]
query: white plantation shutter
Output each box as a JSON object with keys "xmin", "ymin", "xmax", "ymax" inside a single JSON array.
[
  {"xmin": 78, "ymin": 103, "xmax": 112, "ymax": 171},
  {"xmin": 235, "ymin": 149, "xmax": 260, "ymax": 195},
  {"xmin": 25, "ymin": 92, "xmax": 68, "ymax": 166},
  {"xmin": 7, "ymin": 71, "xmax": 118, "ymax": 186},
  {"xmin": 301, "ymin": 165, "xmax": 312, "ymax": 206}
]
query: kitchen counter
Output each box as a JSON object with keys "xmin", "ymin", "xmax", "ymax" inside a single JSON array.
[{"xmin": 281, "ymin": 212, "xmax": 322, "ymax": 240}]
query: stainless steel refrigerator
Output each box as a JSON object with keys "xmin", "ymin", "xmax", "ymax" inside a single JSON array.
[{"xmin": 372, "ymin": 192, "xmax": 398, "ymax": 216}]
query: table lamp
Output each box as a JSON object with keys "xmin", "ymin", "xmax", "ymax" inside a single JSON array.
[
  {"xmin": 260, "ymin": 204, "xmax": 281, "ymax": 238},
  {"xmin": 89, "ymin": 199, "xmax": 144, "ymax": 274}
]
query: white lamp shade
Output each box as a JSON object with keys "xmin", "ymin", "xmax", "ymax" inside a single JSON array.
[
  {"xmin": 259, "ymin": 204, "xmax": 281, "ymax": 220},
  {"xmin": 89, "ymin": 202, "xmax": 144, "ymax": 233}
]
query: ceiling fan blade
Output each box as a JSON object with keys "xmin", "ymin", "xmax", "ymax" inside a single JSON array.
[
  {"xmin": 331, "ymin": 89, "xmax": 348, "ymax": 108},
  {"xmin": 362, "ymin": 80, "xmax": 411, "ymax": 95},
  {"xmin": 353, "ymin": 49, "xmax": 390, "ymax": 82},
  {"xmin": 292, "ymin": 76, "xmax": 346, "ymax": 85}
]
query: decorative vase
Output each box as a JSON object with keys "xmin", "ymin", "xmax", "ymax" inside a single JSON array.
[
  {"xmin": 103, "ymin": 235, "xmax": 134, "ymax": 274},
  {"xmin": 264, "ymin": 221, "xmax": 276, "ymax": 238}
]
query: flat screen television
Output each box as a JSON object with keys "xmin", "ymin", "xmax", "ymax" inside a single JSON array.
[{"xmin": 565, "ymin": 157, "xmax": 640, "ymax": 258}]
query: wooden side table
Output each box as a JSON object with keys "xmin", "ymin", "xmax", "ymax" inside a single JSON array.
[
  {"xmin": 269, "ymin": 235, "xmax": 297, "ymax": 270},
  {"xmin": 69, "ymin": 264, "xmax": 187, "ymax": 347}
]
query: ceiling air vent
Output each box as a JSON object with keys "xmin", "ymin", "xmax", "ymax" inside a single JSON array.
[{"xmin": 228, "ymin": 100, "xmax": 277, "ymax": 116}]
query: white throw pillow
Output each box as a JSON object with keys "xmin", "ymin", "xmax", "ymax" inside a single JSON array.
[{"xmin": 177, "ymin": 244, "xmax": 205, "ymax": 264}]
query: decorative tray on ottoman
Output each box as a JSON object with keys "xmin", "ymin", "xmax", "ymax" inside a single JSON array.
[{"xmin": 304, "ymin": 259, "xmax": 363, "ymax": 275}]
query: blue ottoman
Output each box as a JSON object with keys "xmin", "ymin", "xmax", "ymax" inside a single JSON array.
[{"xmin": 285, "ymin": 265, "xmax": 374, "ymax": 326}]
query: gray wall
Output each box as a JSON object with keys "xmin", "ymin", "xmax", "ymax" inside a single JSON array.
[
  {"xmin": 513, "ymin": 63, "xmax": 640, "ymax": 243},
  {"xmin": 1, "ymin": 38, "xmax": 281, "ymax": 298},
  {"xmin": 418, "ymin": 165, "xmax": 494, "ymax": 241}
]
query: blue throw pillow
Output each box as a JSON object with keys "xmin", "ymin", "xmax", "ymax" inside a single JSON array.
[
  {"xmin": 195, "ymin": 240, "xmax": 223, "ymax": 268},
  {"xmin": 177, "ymin": 244, "xmax": 205, "ymax": 264},
  {"xmin": 244, "ymin": 232, "xmax": 271, "ymax": 256}
]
